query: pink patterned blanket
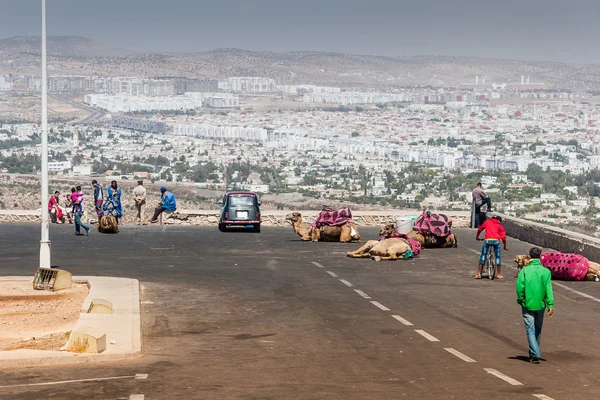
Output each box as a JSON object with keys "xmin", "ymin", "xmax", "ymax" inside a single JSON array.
[
  {"xmin": 413, "ymin": 210, "xmax": 452, "ymax": 237},
  {"xmin": 379, "ymin": 233, "xmax": 422, "ymax": 256},
  {"xmin": 540, "ymin": 252, "xmax": 589, "ymax": 281},
  {"xmin": 312, "ymin": 207, "xmax": 353, "ymax": 228}
]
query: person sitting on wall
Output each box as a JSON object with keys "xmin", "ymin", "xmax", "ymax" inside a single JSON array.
[
  {"xmin": 150, "ymin": 186, "xmax": 177, "ymax": 223},
  {"xmin": 472, "ymin": 182, "xmax": 493, "ymax": 228}
]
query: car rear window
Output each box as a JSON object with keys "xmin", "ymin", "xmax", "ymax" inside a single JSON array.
[{"xmin": 229, "ymin": 195, "xmax": 255, "ymax": 206}]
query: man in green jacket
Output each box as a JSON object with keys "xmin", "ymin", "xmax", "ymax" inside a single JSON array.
[{"xmin": 516, "ymin": 247, "xmax": 554, "ymax": 364}]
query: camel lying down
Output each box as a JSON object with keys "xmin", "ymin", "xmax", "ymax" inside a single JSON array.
[
  {"xmin": 347, "ymin": 238, "xmax": 412, "ymax": 261},
  {"xmin": 379, "ymin": 223, "xmax": 457, "ymax": 248},
  {"xmin": 514, "ymin": 254, "xmax": 600, "ymax": 281},
  {"xmin": 285, "ymin": 212, "xmax": 361, "ymax": 243},
  {"xmin": 98, "ymin": 215, "xmax": 119, "ymax": 234}
]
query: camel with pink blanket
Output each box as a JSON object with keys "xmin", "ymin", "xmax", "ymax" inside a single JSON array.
[{"xmin": 514, "ymin": 252, "xmax": 600, "ymax": 281}]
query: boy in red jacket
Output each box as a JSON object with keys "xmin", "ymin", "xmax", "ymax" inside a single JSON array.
[{"xmin": 475, "ymin": 216, "xmax": 507, "ymax": 279}]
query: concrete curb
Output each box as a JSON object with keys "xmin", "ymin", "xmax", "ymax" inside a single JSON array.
[{"xmin": 0, "ymin": 276, "xmax": 141, "ymax": 367}]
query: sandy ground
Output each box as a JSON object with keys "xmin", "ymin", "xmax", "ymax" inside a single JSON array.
[{"xmin": 0, "ymin": 281, "xmax": 89, "ymax": 351}]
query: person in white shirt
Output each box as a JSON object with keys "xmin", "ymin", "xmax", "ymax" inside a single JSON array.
[{"xmin": 132, "ymin": 180, "xmax": 147, "ymax": 225}]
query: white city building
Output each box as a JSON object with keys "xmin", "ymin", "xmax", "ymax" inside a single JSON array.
[{"xmin": 0, "ymin": 75, "xmax": 13, "ymax": 91}]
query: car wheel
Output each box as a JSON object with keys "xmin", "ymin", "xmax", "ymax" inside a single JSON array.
[
  {"xmin": 219, "ymin": 223, "xmax": 226, "ymax": 232},
  {"xmin": 253, "ymin": 224, "xmax": 261, "ymax": 233}
]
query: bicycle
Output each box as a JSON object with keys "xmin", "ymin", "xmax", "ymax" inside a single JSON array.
[{"xmin": 484, "ymin": 242, "xmax": 497, "ymax": 280}]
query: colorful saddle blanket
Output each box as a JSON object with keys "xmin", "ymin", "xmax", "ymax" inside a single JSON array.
[
  {"xmin": 379, "ymin": 233, "xmax": 422, "ymax": 257},
  {"xmin": 313, "ymin": 207, "xmax": 353, "ymax": 228},
  {"xmin": 540, "ymin": 252, "xmax": 589, "ymax": 281},
  {"xmin": 413, "ymin": 210, "xmax": 452, "ymax": 238}
]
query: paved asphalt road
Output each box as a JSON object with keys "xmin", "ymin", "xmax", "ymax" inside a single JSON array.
[{"xmin": 1, "ymin": 224, "xmax": 600, "ymax": 400}]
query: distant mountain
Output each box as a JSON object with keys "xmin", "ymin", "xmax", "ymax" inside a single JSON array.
[
  {"xmin": 0, "ymin": 36, "xmax": 127, "ymax": 58},
  {"xmin": 179, "ymin": 48, "xmax": 600, "ymax": 90},
  {"xmin": 1, "ymin": 37, "xmax": 599, "ymax": 89}
]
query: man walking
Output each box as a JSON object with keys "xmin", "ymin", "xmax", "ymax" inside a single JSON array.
[
  {"xmin": 472, "ymin": 182, "xmax": 492, "ymax": 228},
  {"xmin": 150, "ymin": 186, "xmax": 177, "ymax": 223},
  {"xmin": 516, "ymin": 247, "xmax": 554, "ymax": 364},
  {"xmin": 132, "ymin": 180, "xmax": 147, "ymax": 225},
  {"xmin": 92, "ymin": 180, "xmax": 103, "ymax": 218}
]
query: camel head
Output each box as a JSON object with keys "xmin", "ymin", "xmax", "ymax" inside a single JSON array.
[
  {"xmin": 514, "ymin": 255, "xmax": 531, "ymax": 269},
  {"xmin": 285, "ymin": 212, "xmax": 303, "ymax": 225},
  {"xmin": 379, "ymin": 223, "xmax": 397, "ymax": 237}
]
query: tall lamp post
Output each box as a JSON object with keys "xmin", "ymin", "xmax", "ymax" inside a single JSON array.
[{"xmin": 39, "ymin": 0, "xmax": 51, "ymax": 268}]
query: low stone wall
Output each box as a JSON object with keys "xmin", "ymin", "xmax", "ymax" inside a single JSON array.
[
  {"xmin": 163, "ymin": 210, "xmax": 472, "ymax": 228},
  {"xmin": 497, "ymin": 213, "xmax": 600, "ymax": 262},
  {"xmin": 0, "ymin": 209, "xmax": 472, "ymax": 228}
]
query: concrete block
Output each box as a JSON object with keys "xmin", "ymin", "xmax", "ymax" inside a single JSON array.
[
  {"xmin": 54, "ymin": 269, "xmax": 73, "ymax": 291},
  {"xmin": 87, "ymin": 299, "xmax": 114, "ymax": 314},
  {"xmin": 67, "ymin": 326, "xmax": 106, "ymax": 353}
]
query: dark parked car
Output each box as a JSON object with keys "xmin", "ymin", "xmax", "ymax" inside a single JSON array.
[{"xmin": 218, "ymin": 191, "xmax": 262, "ymax": 232}]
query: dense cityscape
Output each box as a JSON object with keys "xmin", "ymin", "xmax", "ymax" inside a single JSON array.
[{"xmin": 2, "ymin": 68, "xmax": 600, "ymax": 234}]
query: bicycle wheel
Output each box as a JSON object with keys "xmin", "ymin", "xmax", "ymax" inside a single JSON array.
[{"xmin": 487, "ymin": 245, "xmax": 496, "ymax": 280}]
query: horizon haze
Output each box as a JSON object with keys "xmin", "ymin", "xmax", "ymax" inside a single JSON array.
[{"xmin": 0, "ymin": 0, "xmax": 599, "ymax": 64}]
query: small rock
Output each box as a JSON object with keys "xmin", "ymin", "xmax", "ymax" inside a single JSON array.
[{"xmin": 110, "ymin": 340, "xmax": 116, "ymax": 345}]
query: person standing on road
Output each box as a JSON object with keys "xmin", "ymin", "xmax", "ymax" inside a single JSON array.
[
  {"xmin": 150, "ymin": 186, "xmax": 177, "ymax": 223},
  {"xmin": 516, "ymin": 247, "xmax": 554, "ymax": 364},
  {"xmin": 132, "ymin": 180, "xmax": 147, "ymax": 225},
  {"xmin": 107, "ymin": 180, "xmax": 123, "ymax": 224},
  {"xmin": 475, "ymin": 215, "xmax": 507, "ymax": 279},
  {"xmin": 72, "ymin": 185, "xmax": 90, "ymax": 236},
  {"xmin": 92, "ymin": 180, "xmax": 103, "ymax": 218},
  {"xmin": 472, "ymin": 182, "xmax": 493, "ymax": 227}
]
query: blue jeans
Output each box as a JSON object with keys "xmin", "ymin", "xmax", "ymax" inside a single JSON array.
[
  {"xmin": 75, "ymin": 211, "xmax": 90, "ymax": 234},
  {"xmin": 522, "ymin": 307, "xmax": 545, "ymax": 359},
  {"xmin": 479, "ymin": 240, "xmax": 501, "ymax": 265}
]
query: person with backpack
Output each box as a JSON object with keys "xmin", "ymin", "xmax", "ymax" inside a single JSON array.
[
  {"xmin": 475, "ymin": 215, "xmax": 507, "ymax": 279},
  {"xmin": 516, "ymin": 247, "xmax": 554, "ymax": 364}
]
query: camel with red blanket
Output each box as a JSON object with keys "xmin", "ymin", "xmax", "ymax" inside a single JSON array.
[
  {"xmin": 514, "ymin": 252, "xmax": 600, "ymax": 281},
  {"xmin": 378, "ymin": 211, "xmax": 457, "ymax": 249},
  {"xmin": 285, "ymin": 210, "xmax": 361, "ymax": 243},
  {"xmin": 346, "ymin": 224, "xmax": 422, "ymax": 261}
]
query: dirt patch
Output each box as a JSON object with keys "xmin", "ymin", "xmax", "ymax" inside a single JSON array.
[{"xmin": 0, "ymin": 281, "xmax": 89, "ymax": 351}]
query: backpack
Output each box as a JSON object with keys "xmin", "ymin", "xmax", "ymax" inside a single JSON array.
[{"xmin": 413, "ymin": 210, "xmax": 452, "ymax": 238}]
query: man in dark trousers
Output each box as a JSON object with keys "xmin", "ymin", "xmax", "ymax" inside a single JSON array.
[
  {"xmin": 92, "ymin": 179, "xmax": 103, "ymax": 218},
  {"xmin": 472, "ymin": 182, "xmax": 492, "ymax": 228},
  {"xmin": 516, "ymin": 247, "xmax": 554, "ymax": 364}
]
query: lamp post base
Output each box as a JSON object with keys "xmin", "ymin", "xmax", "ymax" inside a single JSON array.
[{"xmin": 40, "ymin": 240, "xmax": 51, "ymax": 268}]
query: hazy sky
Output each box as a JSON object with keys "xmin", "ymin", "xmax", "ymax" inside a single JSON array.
[{"xmin": 1, "ymin": 0, "xmax": 599, "ymax": 63}]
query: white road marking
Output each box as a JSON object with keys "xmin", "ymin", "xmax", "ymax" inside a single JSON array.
[
  {"xmin": 0, "ymin": 375, "xmax": 136, "ymax": 388},
  {"xmin": 415, "ymin": 330, "xmax": 440, "ymax": 342},
  {"xmin": 370, "ymin": 301, "xmax": 390, "ymax": 311},
  {"xmin": 444, "ymin": 348, "xmax": 476, "ymax": 363},
  {"xmin": 135, "ymin": 374, "xmax": 148, "ymax": 380},
  {"xmin": 354, "ymin": 289, "xmax": 371, "ymax": 299},
  {"xmin": 553, "ymin": 282, "xmax": 600, "ymax": 304},
  {"xmin": 311, "ymin": 262, "xmax": 325, "ymax": 268},
  {"xmin": 339, "ymin": 279, "xmax": 353, "ymax": 287},
  {"xmin": 484, "ymin": 368, "xmax": 523, "ymax": 386},
  {"xmin": 391, "ymin": 315, "xmax": 413, "ymax": 326},
  {"xmin": 532, "ymin": 395, "xmax": 555, "ymax": 400},
  {"xmin": 130, "ymin": 395, "xmax": 145, "ymax": 400},
  {"xmin": 326, "ymin": 271, "xmax": 338, "ymax": 277}
]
